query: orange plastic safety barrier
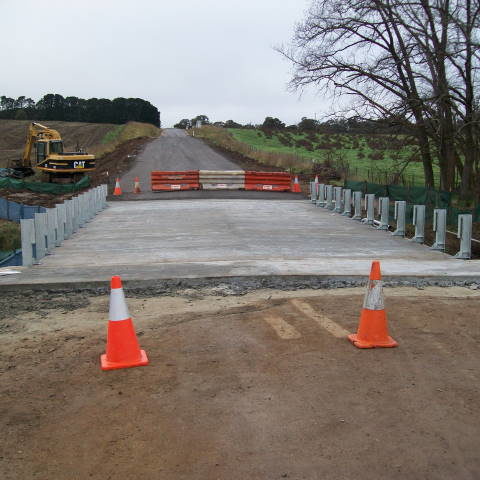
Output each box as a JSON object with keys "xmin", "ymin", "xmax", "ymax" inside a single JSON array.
[
  {"xmin": 244, "ymin": 171, "xmax": 292, "ymax": 192},
  {"xmin": 151, "ymin": 171, "xmax": 200, "ymax": 192}
]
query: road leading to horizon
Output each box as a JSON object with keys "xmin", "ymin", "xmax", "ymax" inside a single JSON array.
[{"xmin": 120, "ymin": 128, "xmax": 241, "ymax": 193}]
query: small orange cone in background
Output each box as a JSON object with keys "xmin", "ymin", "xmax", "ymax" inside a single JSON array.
[
  {"xmin": 314, "ymin": 175, "xmax": 319, "ymax": 184},
  {"xmin": 133, "ymin": 177, "xmax": 141, "ymax": 193},
  {"xmin": 292, "ymin": 176, "xmax": 302, "ymax": 193},
  {"xmin": 101, "ymin": 276, "xmax": 149, "ymax": 370},
  {"xmin": 113, "ymin": 178, "xmax": 122, "ymax": 196},
  {"xmin": 348, "ymin": 261, "xmax": 398, "ymax": 349}
]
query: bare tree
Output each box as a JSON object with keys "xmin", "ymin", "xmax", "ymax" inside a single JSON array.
[{"xmin": 278, "ymin": 0, "xmax": 480, "ymax": 198}]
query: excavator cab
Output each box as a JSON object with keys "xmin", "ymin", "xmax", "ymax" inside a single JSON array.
[{"xmin": 35, "ymin": 140, "xmax": 64, "ymax": 164}]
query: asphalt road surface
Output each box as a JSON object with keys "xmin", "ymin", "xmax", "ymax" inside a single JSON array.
[{"xmin": 120, "ymin": 128, "xmax": 242, "ymax": 194}]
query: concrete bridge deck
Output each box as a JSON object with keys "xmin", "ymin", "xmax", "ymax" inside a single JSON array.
[{"xmin": 1, "ymin": 199, "xmax": 479, "ymax": 290}]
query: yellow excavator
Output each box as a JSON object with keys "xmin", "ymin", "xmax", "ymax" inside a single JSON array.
[{"xmin": 10, "ymin": 122, "xmax": 95, "ymax": 183}]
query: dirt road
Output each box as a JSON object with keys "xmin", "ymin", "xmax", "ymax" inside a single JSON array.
[
  {"xmin": 120, "ymin": 128, "xmax": 241, "ymax": 193},
  {"xmin": 1, "ymin": 286, "xmax": 479, "ymax": 479}
]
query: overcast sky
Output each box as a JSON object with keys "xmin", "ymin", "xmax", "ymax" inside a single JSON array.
[{"xmin": 0, "ymin": 0, "xmax": 328, "ymax": 127}]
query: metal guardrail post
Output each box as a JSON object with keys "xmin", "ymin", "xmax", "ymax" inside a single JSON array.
[
  {"xmin": 310, "ymin": 182, "xmax": 316, "ymax": 203},
  {"xmin": 46, "ymin": 208, "xmax": 57, "ymax": 252},
  {"xmin": 84, "ymin": 192, "xmax": 91, "ymax": 221},
  {"xmin": 351, "ymin": 191, "xmax": 362, "ymax": 220},
  {"xmin": 78, "ymin": 194, "xmax": 87, "ymax": 227},
  {"xmin": 73, "ymin": 196, "xmax": 81, "ymax": 230},
  {"xmin": 334, "ymin": 187, "xmax": 343, "ymax": 213},
  {"xmin": 431, "ymin": 208, "xmax": 447, "ymax": 251},
  {"xmin": 377, "ymin": 197, "xmax": 389, "ymax": 230},
  {"xmin": 316, "ymin": 184, "xmax": 326, "ymax": 207},
  {"xmin": 411, "ymin": 205, "xmax": 425, "ymax": 243},
  {"xmin": 325, "ymin": 185, "xmax": 334, "ymax": 210},
  {"xmin": 95, "ymin": 187, "xmax": 102, "ymax": 213},
  {"xmin": 102, "ymin": 184, "xmax": 108, "ymax": 208},
  {"xmin": 55, "ymin": 204, "xmax": 66, "ymax": 245},
  {"xmin": 88, "ymin": 190, "xmax": 95, "ymax": 220},
  {"xmin": 64, "ymin": 199, "xmax": 74, "ymax": 239},
  {"xmin": 454, "ymin": 214, "xmax": 472, "ymax": 259},
  {"xmin": 392, "ymin": 201, "xmax": 406, "ymax": 237},
  {"xmin": 362, "ymin": 194, "xmax": 375, "ymax": 225},
  {"xmin": 20, "ymin": 218, "xmax": 35, "ymax": 267},
  {"xmin": 342, "ymin": 189, "xmax": 352, "ymax": 216},
  {"xmin": 34, "ymin": 212, "xmax": 47, "ymax": 262}
]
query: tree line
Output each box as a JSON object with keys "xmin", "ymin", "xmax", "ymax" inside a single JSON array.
[
  {"xmin": 277, "ymin": 0, "xmax": 480, "ymax": 200},
  {"xmin": 175, "ymin": 114, "xmax": 408, "ymax": 134},
  {"xmin": 0, "ymin": 94, "xmax": 160, "ymax": 127}
]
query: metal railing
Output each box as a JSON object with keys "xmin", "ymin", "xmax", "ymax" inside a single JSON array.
[
  {"xmin": 20, "ymin": 185, "xmax": 108, "ymax": 267},
  {"xmin": 312, "ymin": 183, "xmax": 475, "ymax": 259}
]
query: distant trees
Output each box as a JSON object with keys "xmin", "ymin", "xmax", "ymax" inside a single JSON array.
[
  {"xmin": 298, "ymin": 117, "xmax": 319, "ymax": 131},
  {"xmin": 0, "ymin": 93, "xmax": 161, "ymax": 127},
  {"xmin": 174, "ymin": 119, "xmax": 192, "ymax": 129},
  {"xmin": 278, "ymin": 0, "xmax": 480, "ymax": 198},
  {"xmin": 262, "ymin": 117, "xmax": 285, "ymax": 129},
  {"xmin": 174, "ymin": 115, "xmax": 211, "ymax": 129},
  {"xmin": 191, "ymin": 114, "xmax": 210, "ymax": 126},
  {"xmin": 224, "ymin": 119, "xmax": 242, "ymax": 128}
]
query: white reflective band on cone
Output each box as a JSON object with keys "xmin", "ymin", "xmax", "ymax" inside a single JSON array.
[
  {"xmin": 109, "ymin": 288, "xmax": 130, "ymax": 321},
  {"xmin": 363, "ymin": 280, "xmax": 385, "ymax": 310}
]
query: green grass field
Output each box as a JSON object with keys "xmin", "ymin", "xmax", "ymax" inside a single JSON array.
[{"xmin": 227, "ymin": 128, "xmax": 440, "ymax": 186}]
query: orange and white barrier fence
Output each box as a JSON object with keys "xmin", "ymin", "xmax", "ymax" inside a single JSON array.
[
  {"xmin": 151, "ymin": 171, "xmax": 200, "ymax": 191},
  {"xmin": 244, "ymin": 171, "xmax": 292, "ymax": 192},
  {"xmin": 149, "ymin": 170, "xmax": 301, "ymax": 193}
]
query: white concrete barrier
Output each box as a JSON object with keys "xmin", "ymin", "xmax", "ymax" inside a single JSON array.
[{"xmin": 199, "ymin": 170, "xmax": 245, "ymax": 190}]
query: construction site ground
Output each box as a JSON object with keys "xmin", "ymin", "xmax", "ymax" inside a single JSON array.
[{"xmin": 1, "ymin": 286, "xmax": 479, "ymax": 479}]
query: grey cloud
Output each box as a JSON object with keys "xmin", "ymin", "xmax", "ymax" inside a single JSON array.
[{"xmin": 0, "ymin": 0, "xmax": 326, "ymax": 126}]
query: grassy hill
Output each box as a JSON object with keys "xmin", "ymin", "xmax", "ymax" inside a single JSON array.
[
  {"xmin": 227, "ymin": 128, "xmax": 440, "ymax": 187},
  {"xmin": 0, "ymin": 119, "xmax": 160, "ymax": 168}
]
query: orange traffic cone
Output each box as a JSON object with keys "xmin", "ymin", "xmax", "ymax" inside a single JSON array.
[
  {"xmin": 348, "ymin": 261, "xmax": 398, "ymax": 349},
  {"xmin": 314, "ymin": 175, "xmax": 319, "ymax": 184},
  {"xmin": 133, "ymin": 177, "xmax": 141, "ymax": 193},
  {"xmin": 292, "ymin": 176, "xmax": 302, "ymax": 193},
  {"xmin": 101, "ymin": 276, "xmax": 149, "ymax": 370},
  {"xmin": 113, "ymin": 178, "xmax": 122, "ymax": 196}
]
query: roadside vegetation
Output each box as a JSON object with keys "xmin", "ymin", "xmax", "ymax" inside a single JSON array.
[
  {"xmin": 191, "ymin": 125, "xmax": 438, "ymax": 186},
  {"xmin": 228, "ymin": 128, "xmax": 439, "ymax": 186},
  {"xmin": 90, "ymin": 121, "xmax": 161, "ymax": 158},
  {"xmin": 192, "ymin": 125, "xmax": 314, "ymax": 173},
  {"xmin": 0, "ymin": 219, "xmax": 20, "ymax": 252}
]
